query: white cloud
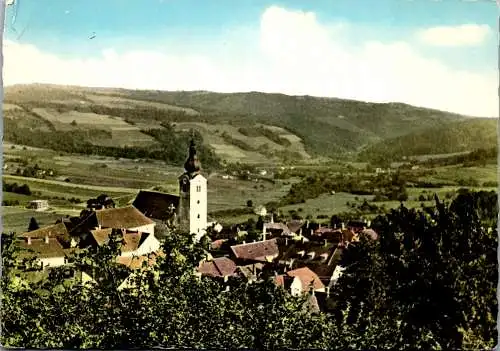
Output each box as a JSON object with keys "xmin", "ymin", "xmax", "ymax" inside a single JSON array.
[
  {"xmin": 3, "ymin": 6, "xmax": 498, "ymax": 117},
  {"xmin": 416, "ymin": 24, "xmax": 491, "ymax": 47}
]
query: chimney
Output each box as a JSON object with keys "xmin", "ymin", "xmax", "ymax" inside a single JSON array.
[
  {"xmin": 263, "ymin": 224, "xmax": 266, "ymax": 235},
  {"xmin": 326, "ymin": 286, "xmax": 330, "ymax": 298},
  {"xmin": 319, "ymin": 224, "xmax": 322, "ymax": 229},
  {"xmin": 263, "ymin": 230, "xmax": 266, "ymax": 242},
  {"xmin": 324, "ymin": 239, "xmax": 328, "ymax": 247},
  {"xmin": 285, "ymin": 237, "xmax": 288, "ymax": 246},
  {"xmin": 242, "ymin": 241, "xmax": 246, "ymax": 244},
  {"xmin": 306, "ymin": 220, "xmax": 310, "ymax": 228},
  {"xmin": 299, "ymin": 228, "xmax": 302, "ymax": 235},
  {"xmin": 27, "ymin": 236, "xmax": 32, "ymax": 245},
  {"xmin": 341, "ymin": 222, "xmax": 345, "ymax": 230},
  {"xmin": 44, "ymin": 235, "xmax": 49, "ymax": 244},
  {"xmin": 310, "ymin": 229, "xmax": 313, "ymax": 236},
  {"xmin": 271, "ymin": 214, "xmax": 274, "ymax": 224}
]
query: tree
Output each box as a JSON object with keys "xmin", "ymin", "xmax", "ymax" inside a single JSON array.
[
  {"xmin": 246, "ymin": 199, "xmax": 253, "ymax": 208},
  {"xmin": 28, "ymin": 217, "xmax": 39, "ymax": 231},
  {"xmin": 331, "ymin": 192, "xmax": 497, "ymax": 349}
]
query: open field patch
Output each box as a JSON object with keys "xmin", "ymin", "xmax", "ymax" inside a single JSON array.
[
  {"xmin": 85, "ymin": 94, "xmax": 200, "ymax": 115},
  {"xmin": 175, "ymin": 122, "xmax": 313, "ymax": 163},
  {"xmin": 2, "ymin": 207, "xmax": 66, "ymax": 234},
  {"xmin": 32, "ymin": 108, "xmax": 130, "ymax": 127}
]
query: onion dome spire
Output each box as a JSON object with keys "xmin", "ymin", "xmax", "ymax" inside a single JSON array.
[{"xmin": 184, "ymin": 138, "xmax": 201, "ymax": 174}]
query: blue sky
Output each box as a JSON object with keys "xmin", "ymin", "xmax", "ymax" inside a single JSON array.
[{"xmin": 3, "ymin": 0, "xmax": 498, "ymax": 116}]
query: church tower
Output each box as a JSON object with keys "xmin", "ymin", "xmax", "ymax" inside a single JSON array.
[{"xmin": 178, "ymin": 139, "xmax": 208, "ymax": 242}]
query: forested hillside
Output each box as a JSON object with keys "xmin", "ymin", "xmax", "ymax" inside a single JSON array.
[{"xmin": 4, "ymin": 84, "xmax": 488, "ymax": 164}]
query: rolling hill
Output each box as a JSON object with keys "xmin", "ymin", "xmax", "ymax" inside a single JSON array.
[
  {"xmin": 3, "ymin": 83, "xmax": 493, "ymax": 165},
  {"xmin": 358, "ymin": 118, "xmax": 498, "ymax": 161}
]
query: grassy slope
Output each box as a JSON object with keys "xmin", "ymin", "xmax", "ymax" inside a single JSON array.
[{"xmin": 4, "ymin": 84, "xmax": 478, "ymax": 162}]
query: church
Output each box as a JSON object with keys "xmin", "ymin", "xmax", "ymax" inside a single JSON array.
[{"xmin": 132, "ymin": 139, "xmax": 208, "ymax": 242}]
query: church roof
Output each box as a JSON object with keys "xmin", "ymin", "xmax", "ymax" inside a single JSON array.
[{"xmin": 132, "ymin": 190, "xmax": 180, "ymax": 221}]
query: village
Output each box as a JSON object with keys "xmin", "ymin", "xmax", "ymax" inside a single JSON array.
[{"xmin": 12, "ymin": 139, "xmax": 378, "ymax": 313}]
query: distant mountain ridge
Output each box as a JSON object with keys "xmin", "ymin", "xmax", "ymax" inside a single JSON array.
[{"xmin": 3, "ymin": 84, "xmax": 493, "ymax": 163}]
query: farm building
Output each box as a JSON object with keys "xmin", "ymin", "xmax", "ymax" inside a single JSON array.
[{"xmin": 27, "ymin": 200, "xmax": 49, "ymax": 211}]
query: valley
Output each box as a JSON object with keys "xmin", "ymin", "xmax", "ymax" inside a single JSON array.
[{"xmin": 2, "ymin": 84, "xmax": 497, "ymax": 234}]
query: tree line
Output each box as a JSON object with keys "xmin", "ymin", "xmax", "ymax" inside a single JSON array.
[
  {"xmin": 1, "ymin": 190, "xmax": 496, "ymax": 349},
  {"xmin": 4, "ymin": 118, "xmax": 221, "ymax": 170}
]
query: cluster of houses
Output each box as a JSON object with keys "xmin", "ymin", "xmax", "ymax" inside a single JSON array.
[{"xmin": 12, "ymin": 140, "xmax": 378, "ymax": 311}]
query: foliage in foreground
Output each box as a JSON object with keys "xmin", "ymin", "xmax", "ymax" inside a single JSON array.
[{"xmin": 1, "ymin": 190, "xmax": 497, "ymax": 349}]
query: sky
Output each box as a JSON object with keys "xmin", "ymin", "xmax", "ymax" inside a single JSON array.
[{"xmin": 3, "ymin": 0, "xmax": 498, "ymax": 117}]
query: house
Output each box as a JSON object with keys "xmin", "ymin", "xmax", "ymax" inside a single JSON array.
[
  {"xmin": 116, "ymin": 251, "xmax": 164, "ymax": 270},
  {"xmin": 230, "ymin": 238, "xmax": 280, "ymax": 263},
  {"xmin": 254, "ymin": 206, "xmax": 267, "ymax": 217},
  {"xmin": 197, "ymin": 257, "xmax": 237, "ymax": 279},
  {"xmin": 115, "ymin": 251, "xmax": 164, "ymax": 291},
  {"xmin": 18, "ymin": 222, "xmax": 74, "ymax": 248},
  {"xmin": 238, "ymin": 262, "xmax": 266, "ymax": 283},
  {"xmin": 89, "ymin": 228, "xmax": 161, "ymax": 257},
  {"xmin": 275, "ymin": 267, "xmax": 325, "ymax": 297},
  {"xmin": 286, "ymin": 220, "xmax": 304, "ymax": 235},
  {"xmin": 27, "ymin": 200, "xmax": 49, "ymax": 211},
  {"xmin": 95, "ymin": 206, "xmax": 156, "ymax": 234},
  {"xmin": 276, "ymin": 239, "xmax": 342, "ymax": 286},
  {"xmin": 263, "ymin": 222, "xmax": 291, "ymax": 237},
  {"xmin": 17, "ymin": 237, "xmax": 67, "ymax": 269}
]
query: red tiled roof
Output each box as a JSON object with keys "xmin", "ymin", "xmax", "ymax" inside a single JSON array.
[
  {"xmin": 265, "ymin": 222, "xmax": 290, "ymax": 234},
  {"xmin": 95, "ymin": 206, "xmax": 154, "ymax": 229},
  {"xmin": 90, "ymin": 229, "xmax": 148, "ymax": 252},
  {"xmin": 341, "ymin": 229, "xmax": 356, "ymax": 242},
  {"xmin": 314, "ymin": 227, "xmax": 339, "ymax": 235},
  {"xmin": 287, "ymin": 267, "xmax": 325, "ymax": 291},
  {"xmin": 122, "ymin": 233, "xmax": 143, "ymax": 252},
  {"xmin": 19, "ymin": 222, "xmax": 70, "ymax": 242},
  {"xmin": 211, "ymin": 239, "xmax": 227, "ymax": 250},
  {"xmin": 17, "ymin": 238, "xmax": 66, "ymax": 259},
  {"xmin": 116, "ymin": 251, "xmax": 163, "ymax": 270},
  {"xmin": 274, "ymin": 274, "xmax": 285, "ymax": 287},
  {"xmin": 90, "ymin": 228, "xmax": 113, "ymax": 245},
  {"xmin": 286, "ymin": 220, "xmax": 304, "ymax": 234},
  {"xmin": 198, "ymin": 257, "xmax": 237, "ymax": 277},
  {"xmin": 231, "ymin": 239, "xmax": 279, "ymax": 262}
]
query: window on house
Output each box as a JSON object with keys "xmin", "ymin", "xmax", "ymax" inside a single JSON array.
[
  {"xmin": 197, "ymin": 200, "xmax": 200, "ymax": 204},
  {"xmin": 196, "ymin": 185, "xmax": 201, "ymax": 192},
  {"xmin": 197, "ymin": 214, "xmax": 200, "ymax": 218}
]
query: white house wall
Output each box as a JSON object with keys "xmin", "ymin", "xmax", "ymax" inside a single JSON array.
[
  {"xmin": 40, "ymin": 256, "xmax": 66, "ymax": 268},
  {"xmin": 135, "ymin": 234, "xmax": 161, "ymax": 256},
  {"xmin": 129, "ymin": 223, "xmax": 155, "ymax": 234}
]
